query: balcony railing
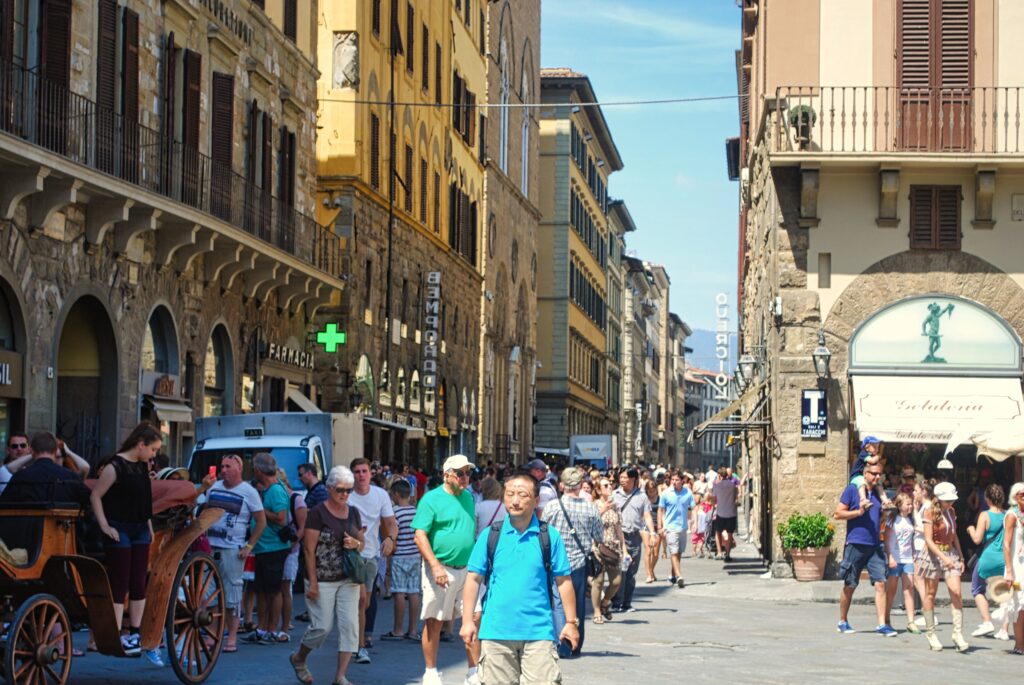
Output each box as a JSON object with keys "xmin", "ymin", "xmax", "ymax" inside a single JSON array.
[
  {"xmin": 0, "ymin": 58, "xmax": 340, "ymax": 278},
  {"xmin": 770, "ymin": 86, "xmax": 1024, "ymax": 156}
]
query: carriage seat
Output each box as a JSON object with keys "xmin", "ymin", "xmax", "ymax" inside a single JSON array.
[{"xmin": 0, "ymin": 502, "xmax": 82, "ymax": 568}]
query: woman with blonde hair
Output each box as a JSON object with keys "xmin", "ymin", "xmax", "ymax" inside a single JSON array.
[
  {"xmin": 1001, "ymin": 482, "xmax": 1024, "ymax": 655},
  {"xmin": 915, "ymin": 481, "xmax": 968, "ymax": 651},
  {"xmin": 592, "ymin": 476, "xmax": 626, "ymax": 623},
  {"xmin": 883, "ymin": 492, "xmax": 918, "ymax": 633}
]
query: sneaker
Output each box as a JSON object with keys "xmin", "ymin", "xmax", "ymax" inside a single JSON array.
[
  {"xmin": 120, "ymin": 634, "xmax": 141, "ymax": 655},
  {"xmin": 837, "ymin": 620, "xmax": 856, "ymax": 634},
  {"xmin": 421, "ymin": 670, "xmax": 444, "ymax": 685},
  {"xmin": 875, "ymin": 624, "xmax": 898, "ymax": 637},
  {"xmin": 677, "ymin": 577, "xmax": 686, "ymax": 589},
  {"xmin": 669, "ymin": 576, "xmax": 677, "ymax": 585},
  {"xmin": 464, "ymin": 672, "xmax": 481, "ymax": 685},
  {"xmin": 355, "ymin": 647, "xmax": 371, "ymax": 664},
  {"xmin": 144, "ymin": 648, "xmax": 165, "ymax": 667},
  {"xmin": 972, "ymin": 621, "xmax": 995, "ymax": 637},
  {"xmin": 994, "ymin": 629, "xmax": 1011, "ymax": 641}
]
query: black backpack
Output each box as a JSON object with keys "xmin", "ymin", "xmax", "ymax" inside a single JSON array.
[{"xmin": 484, "ymin": 520, "xmax": 554, "ymax": 609}]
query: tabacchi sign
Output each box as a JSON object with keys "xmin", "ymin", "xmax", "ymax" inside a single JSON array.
[
  {"xmin": 422, "ymin": 272, "xmax": 441, "ymax": 390},
  {"xmin": 714, "ymin": 293, "xmax": 731, "ymax": 400}
]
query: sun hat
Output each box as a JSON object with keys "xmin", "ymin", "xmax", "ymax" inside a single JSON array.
[
  {"xmin": 986, "ymin": 576, "xmax": 1015, "ymax": 605},
  {"xmin": 936, "ymin": 457, "xmax": 954, "ymax": 470},
  {"xmin": 442, "ymin": 454, "xmax": 475, "ymax": 473},
  {"xmin": 935, "ymin": 481, "xmax": 959, "ymax": 502}
]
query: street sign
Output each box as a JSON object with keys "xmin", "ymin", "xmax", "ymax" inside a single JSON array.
[
  {"xmin": 801, "ymin": 389, "xmax": 827, "ymax": 439},
  {"xmin": 315, "ymin": 323, "xmax": 347, "ymax": 353}
]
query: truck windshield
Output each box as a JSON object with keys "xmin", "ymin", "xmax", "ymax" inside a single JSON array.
[{"xmin": 189, "ymin": 447, "xmax": 310, "ymax": 485}]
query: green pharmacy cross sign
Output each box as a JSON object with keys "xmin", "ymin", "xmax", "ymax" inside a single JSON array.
[{"xmin": 315, "ymin": 324, "xmax": 347, "ymax": 353}]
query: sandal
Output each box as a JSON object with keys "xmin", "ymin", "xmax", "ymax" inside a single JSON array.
[
  {"xmin": 404, "ymin": 632, "xmax": 421, "ymax": 641},
  {"xmin": 592, "ymin": 615, "xmax": 605, "ymax": 625},
  {"xmin": 379, "ymin": 632, "xmax": 403, "ymax": 641},
  {"xmin": 601, "ymin": 606, "xmax": 613, "ymax": 621},
  {"xmin": 289, "ymin": 652, "xmax": 314, "ymax": 685},
  {"xmin": 274, "ymin": 631, "xmax": 291, "ymax": 643},
  {"xmin": 72, "ymin": 648, "xmax": 86, "ymax": 657},
  {"xmin": 222, "ymin": 644, "xmax": 238, "ymax": 653},
  {"xmin": 1013, "ymin": 648, "xmax": 1024, "ymax": 655}
]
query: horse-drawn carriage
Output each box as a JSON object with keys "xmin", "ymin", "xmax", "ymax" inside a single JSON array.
[{"xmin": 0, "ymin": 480, "xmax": 225, "ymax": 684}]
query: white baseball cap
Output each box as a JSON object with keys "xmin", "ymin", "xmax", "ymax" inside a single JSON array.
[
  {"xmin": 935, "ymin": 481, "xmax": 959, "ymax": 502},
  {"xmin": 442, "ymin": 454, "xmax": 475, "ymax": 472}
]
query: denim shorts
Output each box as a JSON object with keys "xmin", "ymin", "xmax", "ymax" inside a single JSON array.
[
  {"xmin": 104, "ymin": 520, "xmax": 152, "ymax": 549},
  {"xmin": 887, "ymin": 562, "xmax": 914, "ymax": 578},
  {"xmin": 838, "ymin": 543, "xmax": 886, "ymax": 588}
]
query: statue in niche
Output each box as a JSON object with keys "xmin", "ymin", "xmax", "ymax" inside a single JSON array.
[{"xmin": 333, "ymin": 32, "xmax": 359, "ymax": 90}]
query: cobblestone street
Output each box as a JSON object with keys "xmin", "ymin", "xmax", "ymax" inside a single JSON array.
[{"xmin": 68, "ymin": 536, "xmax": 1022, "ymax": 684}]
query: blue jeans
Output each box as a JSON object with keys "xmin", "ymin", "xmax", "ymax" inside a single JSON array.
[{"xmin": 552, "ymin": 566, "xmax": 587, "ymax": 657}]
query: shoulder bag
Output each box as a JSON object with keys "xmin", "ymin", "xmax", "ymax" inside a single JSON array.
[{"xmin": 557, "ymin": 496, "xmax": 601, "ymax": 576}]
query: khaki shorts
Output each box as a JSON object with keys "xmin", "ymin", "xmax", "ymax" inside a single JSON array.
[
  {"xmin": 420, "ymin": 564, "xmax": 467, "ymax": 621},
  {"xmin": 213, "ymin": 547, "xmax": 245, "ymax": 612},
  {"xmin": 664, "ymin": 529, "xmax": 687, "ymax": 555},
  {"xmin": 480, "ymin": 639, "xmax": 561, "ymax": 685}
]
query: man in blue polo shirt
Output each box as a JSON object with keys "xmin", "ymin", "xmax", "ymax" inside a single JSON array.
[
  {"xmin": 658, "ymin": 471, "xmax": 695, "ymax": 588},
  {"xmin": 834, "ymin": 462, "xmax": 894, "ymax": 636},
  {"xmin": 460, "ymin": 473, "xmax": 577, "ymax": 684}
]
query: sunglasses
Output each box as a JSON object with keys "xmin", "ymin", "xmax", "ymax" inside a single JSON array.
[
  {"xmin": 334, "ymin": 487, "xmax": 353, "ymax": 495},
  {"xmin": 9, "ymin": 443, "xmax": 27, "ymax": 449}
]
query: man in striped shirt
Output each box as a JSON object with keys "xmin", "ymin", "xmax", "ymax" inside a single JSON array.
[{"xmin": 542, "ymin": 466, "xmax": 603, "ymax": 658}]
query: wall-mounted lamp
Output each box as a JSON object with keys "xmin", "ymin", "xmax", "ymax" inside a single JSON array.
[
  {"xmin": 596, "ymin": 159, "xmax": 605, "ymax": 167},
  {"xmin": 812, "ymin": 330, "xmax": 832, "ymax": 382},
  {"xmin": 737, "ymin": 353, "xmax": 758, "ymax": 390}
]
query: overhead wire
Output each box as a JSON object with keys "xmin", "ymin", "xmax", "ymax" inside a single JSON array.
[{"xmin": 316, "ymin": 94, "xmax": 740, "ymax": 108}]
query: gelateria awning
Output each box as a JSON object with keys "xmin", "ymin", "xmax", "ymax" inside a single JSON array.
[
  {"xmin": 851, "ymin": 375, "xmax": 1024, "ymax": 444},
  {"xmin": 143, "ymin": 396, "xmax": 193, "ymax": 424}
]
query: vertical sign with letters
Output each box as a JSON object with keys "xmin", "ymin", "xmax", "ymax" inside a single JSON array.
[
  {"xmin": 422, "ymin": 271, "xmax": 441, "ymax": 390},
  {"xmin": 801, "ymin": 389, "xmax": 827, "ymax": 439}
]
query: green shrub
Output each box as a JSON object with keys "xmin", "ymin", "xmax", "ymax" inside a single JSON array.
[
  {"xmin": 788, "ymin": 104, "xmax": 817, "ymax": 128},
  {"xmin": 777, "ymin": 512, "xmax": 834, "ymax": 549}
]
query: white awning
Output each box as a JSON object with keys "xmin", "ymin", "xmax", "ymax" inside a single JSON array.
[
  {"xmin": 851, "ymin": 375, "xmax": 1024, "ymax": 444},
  {"xmin": 363, "ymin": 416, "xmax": 426, "ymax": 440},
  {"xmin": 286, "ymin": 388, "xmax": 322, "ymax": 414},
  {"xmin": 144, "ymin": 396, "xmax": 193, "ymax": 424}
]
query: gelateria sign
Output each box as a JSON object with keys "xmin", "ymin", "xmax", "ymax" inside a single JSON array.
[{"xmin": 849, "ymin": 295, "xmax": 1022, "ymax": 375}]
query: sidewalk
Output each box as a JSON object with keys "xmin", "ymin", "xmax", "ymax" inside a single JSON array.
[{"xmin": 682, "ymin": 534, "xmax": 975, "ymax": 606}]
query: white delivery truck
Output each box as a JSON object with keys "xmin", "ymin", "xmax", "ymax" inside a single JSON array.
[
  {"xmin": 186, "ymin": 412, "xmax": 364, "ymax": 489},
  {"xmin": 569, "ymin": 434, "xmax": 617, "ymax": 471}
]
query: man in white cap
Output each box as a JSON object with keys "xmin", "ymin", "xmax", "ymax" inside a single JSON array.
[{"xmin": 412, "ymin": 454, "xmax": 479, "ymax": 685}]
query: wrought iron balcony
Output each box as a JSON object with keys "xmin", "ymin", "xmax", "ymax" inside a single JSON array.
[
  {"xmin": 0, "ymin": 58, "xmax": 339, "ymax": 278},
  {"xmin": 768, "ymin": 86, "xmax": 1024, "ymax": 156}
]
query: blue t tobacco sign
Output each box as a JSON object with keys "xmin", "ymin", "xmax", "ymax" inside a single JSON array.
[{"xmin": 801, "ymin": 389, "xmax": 827, "ymax": 439}]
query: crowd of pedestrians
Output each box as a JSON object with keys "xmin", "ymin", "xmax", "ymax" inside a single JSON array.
[{"xmin": 835, "ymin": 437, "xmax": 1024, "ymax": 654}]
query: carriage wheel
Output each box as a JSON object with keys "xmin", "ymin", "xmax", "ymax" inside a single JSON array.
[
  {"xmin": 165, "ymin": 553, "xmax": 225, "ymax": 684},
  {"xmin": 3, "ymin": 594, "xmax": 72, "ymax": 685}
]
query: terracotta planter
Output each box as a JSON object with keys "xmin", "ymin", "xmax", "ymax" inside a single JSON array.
[{"xmin": 789, "ymin": 547, "xmax": 829, "ymax": 581}]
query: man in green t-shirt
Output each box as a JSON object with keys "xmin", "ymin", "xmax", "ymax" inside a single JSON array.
[
  {"xmin": 412, "ymin": 454, "xmax": 478, "ymax": 685},
  {"xmin": 244, "ymin": 452, "xmax": 293, "ymax": 645}
]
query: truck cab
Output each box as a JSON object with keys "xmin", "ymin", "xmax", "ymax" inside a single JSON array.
[{"xmin": 187, "ymin": 433, "xmax": 328, "ymax": 490}]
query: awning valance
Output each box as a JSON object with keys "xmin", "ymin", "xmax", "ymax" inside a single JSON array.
[
  {"xmin": 687, "ymin": 381, "xmax": 766, "ymax": 443},
  {"xmin": 851, "ymin": 375, "xmax": 1024, "ymax": 444},
  {"xmin": 286, "ymin": 388, "xmax": 321, "ymax": 414},
  {"xmin": 363, "ymin": 416, "xmax": 425, "ymax": 440},
  {"xmin": 144, "ymin": 396, "xmax": 193, "ymax": 424}
]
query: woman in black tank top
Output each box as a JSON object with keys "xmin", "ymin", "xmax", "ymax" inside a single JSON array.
[{"xmin": 89, "ymin": 421, "xmax": 161, "ymax": 656}]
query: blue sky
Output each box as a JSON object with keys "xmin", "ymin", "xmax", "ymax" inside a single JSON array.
[{"xmin": 541, "ymin": 0, "xmax": 740, "ymax": 332}]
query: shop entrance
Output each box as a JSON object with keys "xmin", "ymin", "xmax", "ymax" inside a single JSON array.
[{"xmin": 56, "ymin": 296, "xmax": 118, "ymax": 463}]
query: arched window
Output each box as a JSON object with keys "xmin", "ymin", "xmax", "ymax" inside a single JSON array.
[
  {"xmin": 0, "ymin": 286, "xmax": 16, "ymax": 351},
  {"xmin": 203, "ymin": 325, "xmax": 233, "ymax": 416},
  {"xmin": 498, "ymin": 39, "xmax": 510, "ymax": 173},
  {"xmin": 520, "ymin": 72, "xmax": 530, "ymax": 194},
  {"xmin": 141, "ymin": 306, "xmax": 179, "ymax": 374}
]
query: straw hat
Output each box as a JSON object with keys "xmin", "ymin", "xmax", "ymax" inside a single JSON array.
[{"xmin": 986, "ymin": 576, "xmax": 1015, "ymax": 606}]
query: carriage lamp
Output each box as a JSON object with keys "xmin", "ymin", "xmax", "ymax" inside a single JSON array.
[
  {"xmin": 812, "ymin": 330, "xmax": 832, "ymax": 381},
  {"xmin": 737, "ymin": 353, "xmax": 758, "ymax": 388}
]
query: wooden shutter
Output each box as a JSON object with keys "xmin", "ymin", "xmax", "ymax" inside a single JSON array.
[
  {"xmin": 39, "ymin": 0, "xmax": 71, "ymax": 153},
  {"xmin": 936, "ymin": 186, "xmax": 961, "ymax": 249},
  {"xmin": 180, "ymin": 49, "xmax": 201, "ymax": 205},
  {"xmin": 421, "ymin": 25, "xmax": 429, "ymax": 90},
  {"xmin": 95, "ymin": 0, "xmax": 117, "ymax": 173},
  {"xmin": 406, "ymin": 3, "xmax": 414, "ymax": 73},
  {"xmin": 1, "ymin": 0, "xmax": 13, "ymax": 64},
  {"xmin": 419, "ymin": 157, "xmax": 427, "ymax": 222},
  {"xmin": 160, "ymin": 32, "xmax": 176, "ymax": 194},
  {"xmin": 284, "ymin": 0, "xmax": 297, "ymax": 41},
  {"xmin": 260, "ymin": 111, "xmax": 273, "ymax": 239},
  {"xmin": 246, "ymin": 100, "xmax": 259, "ymax": 184},
  {"xmin": 938, "ymin": 0, "xmax": 971, "ymax": 150},
  {"xmin": 433, "ymin": 170, "xmax": 440, "ymax": 231},
  {"xmin": 372, "ymin": 0, "xmax": 381, "ymax": 36},
  {"xmin": 435, "ymin": 42, "xmax": 442, "ymax": 105},
  {"xmin": 370, "ymin": 113, "xmax": 380, "ymax": 188},
  {"xmin": 210, "ymin": 72, "xmax": 235, "ymax": 220},
  {"xmin": 452, "ymin": 73, "xmax": 462, "ymax": 130},
  {"xmin": 279, "ymin": 127, "xmax": 296, "ymax": 207},
  {"xmin": 121, "ymin": 8, "xmax": 140, "ymax": 182},
  {"xmin": 404, "ymin": 144, "xmax": 413, "ymax": 212}
]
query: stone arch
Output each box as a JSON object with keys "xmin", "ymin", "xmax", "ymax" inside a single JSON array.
[
  {"xmin": 822, "ymin": 250, "xmax": 1024, "ymax": 372},
  {"xmin": 519, "ymin": 37, "xmax": 536, "ymax": 99},
  {"xmin": 496, "ymin": 1, "xmax": 517, "ymax": 73}
]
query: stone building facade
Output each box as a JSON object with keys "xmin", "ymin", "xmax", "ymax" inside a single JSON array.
[
  {"xmin": 476, "ymin": 0, "xmax": 541, "ymax": 467},
  {"xmin": 0, "ymin": 0, "xmax": 338, "ymax": 463},
  {"xmin": 316, "ymin": 0, "xmax": 485, "ymax": 468},
  {"xmin": 736, "ymin": 0, "xmax": 1024, "ymax": 573}
]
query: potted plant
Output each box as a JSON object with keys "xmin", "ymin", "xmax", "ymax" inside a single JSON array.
[
  {"xmin": 777, "ymin": 512, "xmax": 834, "ymax": 581},
  {"xmin": 788, "ymin": 104, "xmax": 817, "ymax": 149}
]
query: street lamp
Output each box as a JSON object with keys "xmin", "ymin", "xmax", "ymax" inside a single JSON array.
[
  {"xmin": 737, "ymin": 353, "xmax": 758, "ymax": 387},
  {"xmin": 349, "ymin": 389, "xmax": 364, "ymax": 412},
  {"xmin": 812, "ymin": 330, "xmax": 832, "ymax": 381}
]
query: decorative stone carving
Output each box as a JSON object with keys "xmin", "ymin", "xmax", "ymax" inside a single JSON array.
[{"xmin": 332, "ymin": 32, "xmax": 359, "ymax": 90}]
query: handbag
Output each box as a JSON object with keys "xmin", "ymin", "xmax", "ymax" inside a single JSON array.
[
  {"xmin": 597, "ymin": 542, "xmax": 621, "ymax": 564},
  {"xmin": 557, "ymin": 496, "xmax": 601, "ymax": 576},
  {"xmin": 342, "ymin": 548, "xmax": 372, "ymax": 584}
]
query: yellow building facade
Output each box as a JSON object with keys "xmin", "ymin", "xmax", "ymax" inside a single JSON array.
[
  {"xmin": 536, "ymin": 69, "xmax": 623, "ymax": 447},
  {"xmin": 316, "ymin": 0, "xmax": 486, "ymax": 466}
]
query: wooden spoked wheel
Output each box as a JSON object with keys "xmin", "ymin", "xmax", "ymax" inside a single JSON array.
[
  {"xmin": 3, "ymin": 594, "xmax": 72, "ymax": 685},
  {"xmin": 165, "ymin": 553, "xmax": 225, "ymax": 684}
]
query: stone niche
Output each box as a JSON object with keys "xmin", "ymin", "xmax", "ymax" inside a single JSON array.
[{"xmin": 332, "ymin": 32, "xmax": 359, "ymax": 90}]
